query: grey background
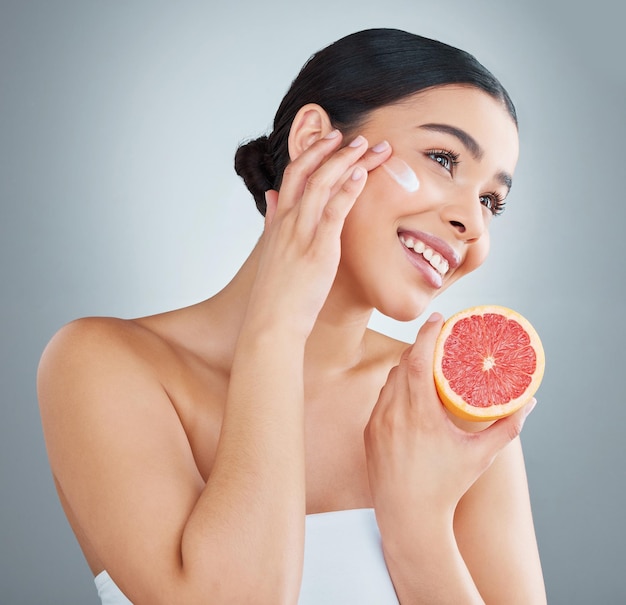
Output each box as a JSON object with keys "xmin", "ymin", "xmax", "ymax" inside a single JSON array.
[{"xmin": 1, "ymin": 0, "xmax": 624, "ymax": 603}]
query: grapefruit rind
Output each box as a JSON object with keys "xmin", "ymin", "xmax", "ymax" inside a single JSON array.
[{"xmin": 433, "ymin": 305, "xmax": 545, "ymax": 422}]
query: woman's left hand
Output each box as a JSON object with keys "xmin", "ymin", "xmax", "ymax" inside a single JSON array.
[
  {"xmin": 364, "ymin": 311, "xmax": 536, "ymax": 523},
  {"xmin": 364, "ymin": 312, "xmax": 538, "ymax": 602}
]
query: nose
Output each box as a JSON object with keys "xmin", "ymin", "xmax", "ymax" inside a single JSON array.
[{"xmin": 441, "ymin": 193, "xmax": 487, "ymax": 243}]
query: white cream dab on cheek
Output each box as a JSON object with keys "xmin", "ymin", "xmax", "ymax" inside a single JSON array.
[{"xmin": 381, "ymin": 156, "xmax": 420, "ymax": 193}]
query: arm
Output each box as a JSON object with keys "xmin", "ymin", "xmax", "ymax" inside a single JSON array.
[
  {"xmin": 454, "ymin": 437, "xmax": 546, "ymax": 604},
  {"xmin": 365, "ymin": 313, "xmax": 544, "ymax": 604},
  {"xmin": 182, "ymin": 324, "xmax": 308, "ymax": 603},
  {"xmin": 38, "ymin": 317, "xmax": 307, "ymax": 605},
  {"xmin": 39, "ymin": 132, "xmax": 391, "ymax": 604},
  {"xmin": 373, "ymin": 439, "xmax": 545, "ymax": 604}
]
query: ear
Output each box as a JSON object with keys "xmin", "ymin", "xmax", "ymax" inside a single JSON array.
[{"xmin": 287, "ymin": 103, "xmax": 335, "ymax": 161}]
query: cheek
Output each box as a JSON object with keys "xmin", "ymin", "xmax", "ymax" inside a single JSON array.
[
  {"xmin": 381, "ymin": 156, "xmax": 420, "ymax": 193},
  {"xmin": 357, "ymin": 162, "xmax": 421, "ymax": 219},
  {"xmin": 338, "ymin": 175, "xmax": 401, "ymax": 276},
  {"xmin": 454, "ymin": 232, "xmax": 491, "ymax": 282},
  {"xmin": 467, "ymin": 233, "xmax": 490, "ymax": 271},
  {"xmin": 342, "ymin": 168, "xmax": 402, "ymax": 230},
  {"xmin": 436, "ymin": 236, "xmax": 490, "ymax": 298}
]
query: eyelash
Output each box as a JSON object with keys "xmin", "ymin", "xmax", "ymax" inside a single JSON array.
[
  {"xmin": 426, "ymin": 148, "xmax": 506, "ymax": 217},
  {"xmin": 426, "ymin": 148, "xmax": 460, "ymax": 172},
  {"xmin": 480, "ymin": 192, "xmax": 506, "ymax": 216}
]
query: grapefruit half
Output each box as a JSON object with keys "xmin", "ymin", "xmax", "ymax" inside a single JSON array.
[{"xmin": 433, "ymin": 305, "xmax": 545, "ymax": 422}]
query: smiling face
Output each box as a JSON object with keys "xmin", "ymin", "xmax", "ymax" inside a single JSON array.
[{"xmin": 334, "ymin": 85, "xmax": 520, "ymax": 321}]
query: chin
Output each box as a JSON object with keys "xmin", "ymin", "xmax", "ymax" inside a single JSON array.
[{"xmin": 375, "ymin": 294, "xmax": 434, "ymax": 323}]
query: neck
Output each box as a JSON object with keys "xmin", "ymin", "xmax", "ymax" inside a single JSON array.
[
  {"xmin": 200, "ymin": 236, "xmax": 374, "ymax": 375},
  {"xmin": 305, "ymin": 284, "xmax": 374, "ymax": 375}
]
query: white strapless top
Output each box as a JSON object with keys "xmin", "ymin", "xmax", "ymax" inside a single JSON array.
[{"xmin": 95, "ymin": 508, "xmax": 399, "ymax": 604}]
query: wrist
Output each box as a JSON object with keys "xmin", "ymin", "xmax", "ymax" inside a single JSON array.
[
  {"xmin": 237, "ymin": 318, "xmax": 308, "ymax": 349},
  {"xmin": 378, "ymin": 511, "xmax": 484, "ymax": 605},
  {"xmin": 232, "ymin": 324, "xmax": 307, "ymax": 382},
  {"xmin": 239, "ymin": 306, "xmax": 313, "ymax": 345},
  {"xmin": 378, "ymin": 508, "xmax": 455, "ymax": 564}
]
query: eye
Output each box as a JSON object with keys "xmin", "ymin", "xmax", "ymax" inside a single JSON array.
[
  {"xmin": 480, "ymin": 192, "xmax": 506, "ymax": 216},
  {"xmin": 426, "ymin": 149, "xmax": 460, "ymax": 174}
]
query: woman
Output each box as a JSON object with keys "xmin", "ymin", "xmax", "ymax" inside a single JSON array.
[{"xmin": 38, "ymin": 28, "xmax": 546, "ymax": 604}]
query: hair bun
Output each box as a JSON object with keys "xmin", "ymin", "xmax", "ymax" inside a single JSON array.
[{"xmin": 234, "ymin": 136, "xmax": 276, "ymax": 215}]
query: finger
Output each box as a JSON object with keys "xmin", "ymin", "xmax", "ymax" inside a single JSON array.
[
  {"xmin": 327, "ymin": 140, "xmax": 393, "ymax": 199},
  {"xmin": 476, "ymin": 398, "xmax": 537, "ymax": 456},
  {"xmin": 391, "ymin": 342, "xmax": 414, "ymax": 389},
  {"xmin": 360, "ymin": 140, "xmax": 392, "ymax": 170},
  {"xmin": 365, "ymin": 364, "xmax": 399, "ymax": 438},
  {"xmin": 374, "ymin": 364, "xmax": 400, "ymax": 412},
  {"xmin": 404, "ymin": 312, "xmax": 445, "ymax": 411},
  {"xmin": 309, "ymin": 164, "xmax": 368, "ymax": 247},
  {"xmin": 295, "ymin": 135, "xmax": 370, "ymax": 231},
  {"xmin": 275, "ymin": 129, "xmax": 344, "ymax": 215}
]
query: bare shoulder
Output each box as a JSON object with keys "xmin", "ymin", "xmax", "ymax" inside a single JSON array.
[
  {"xmin": 37, "ymin": 310, "xmax": 222, "ymax": 452},
  {"xmin": 38, "ymin": 316, "xmax": 173, "ymax": 468},
  {"xmin": 39, "ymin": 314, "xmax": 172, "ymax": 364},
  {"xmin": 38, "ymin": 315, "xmax": 170, "ymax": 406},
  {"xmin": 38, "ymin": 304, "xmax": 220, "ymax": 387},
  {"xmin": 37, "ymin": 314, "xmax": 220, "ymax": 589}
]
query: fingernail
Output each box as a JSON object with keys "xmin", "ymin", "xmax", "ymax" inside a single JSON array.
[
  {"xmin": 349, "ymin": 135, "xmax": 366, "ymax": 148},
  {"xmin": 427, "ymin": 312, "xmax": 443, "ymax": 322},
  {"xmin": 371, "ymin": 140, "xmax": 390, "ymax": 153},
  {"xmin": 324, "ymin": 129, "xmax": 340, "ymax": 139},
  {"xmin": 524, "ymin": 398, "xmax": 537, "ymax": 416},
  {"xmin": 351, "ymin": 166, "xmax": 365, "ymax": 181}
]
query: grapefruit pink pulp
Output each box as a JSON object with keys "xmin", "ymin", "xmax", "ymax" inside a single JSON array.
[{"xmin": 433, "ymin": 305, "xmax": 545, "ymax": 422}]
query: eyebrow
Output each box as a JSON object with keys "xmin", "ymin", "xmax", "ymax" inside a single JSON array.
[
  {"xmin": 497, "ymin": 171, "xmax": 513, "ymax": 196},
  {"xmin": 419, "ymin": 122, "xmax": 513, "ymax": 195},
  {"xmin": 419, "ymin": 123, "xmax": 484, "ymax": 159}
]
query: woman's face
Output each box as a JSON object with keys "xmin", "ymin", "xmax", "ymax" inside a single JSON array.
[{"xmin": 335, "ymin": 85, "xmax": 520, "ymax": 321}]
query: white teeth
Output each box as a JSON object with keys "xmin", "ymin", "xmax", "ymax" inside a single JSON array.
[{"xmin": 399, "ymin": 235, "xmax": 450, "ymax": 276}]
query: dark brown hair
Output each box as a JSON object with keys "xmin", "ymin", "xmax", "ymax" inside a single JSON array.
[{"xmin": 234, "ymin": 28, "xmax": 517, "ymax": 215}]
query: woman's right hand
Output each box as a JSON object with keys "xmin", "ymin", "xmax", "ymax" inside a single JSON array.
[
  {"xmin": 189, "ymin": 133, "xmax": 391, "ymax": 603},
  {"xmin": 243, "ymin": 131, "xmax": 392, "ymax": 340}
]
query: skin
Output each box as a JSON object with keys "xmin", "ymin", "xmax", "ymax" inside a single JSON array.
[{"xmin": 38, "ymin": 85, "xmax": 546, "ymax": 604}]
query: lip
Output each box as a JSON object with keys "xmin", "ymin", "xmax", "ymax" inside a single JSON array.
[
  {"xmin": 397, "ymin": 228, "xmax": 461, "ymax": 271},
  {"xmin": 398, "ymin": 242, "xmax": 441, "ymax": 289}
]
